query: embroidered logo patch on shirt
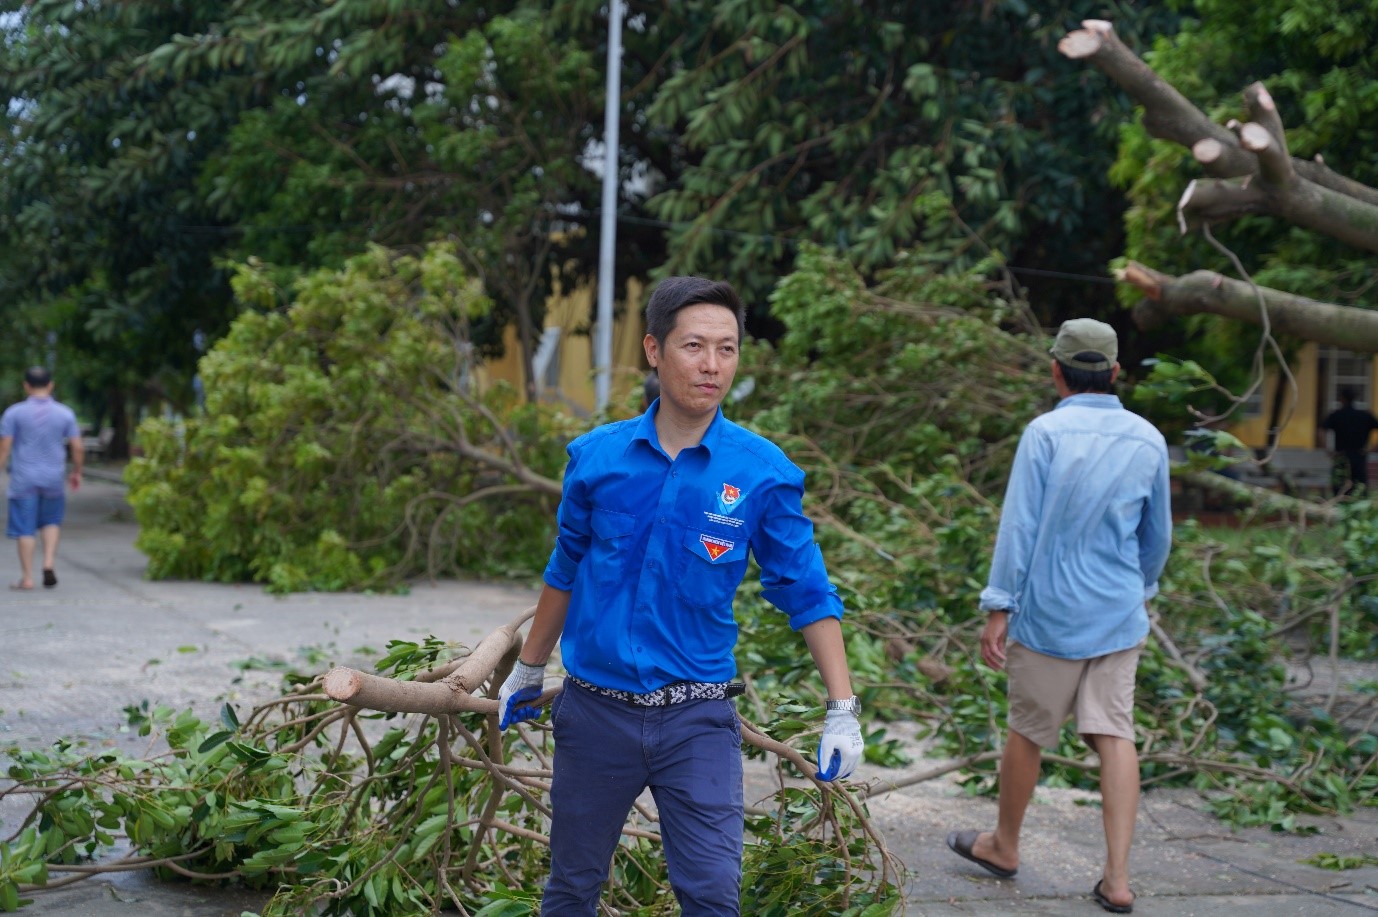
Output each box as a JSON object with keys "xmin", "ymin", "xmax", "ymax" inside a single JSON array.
[
  {"xmin": 700, "ymin": 534, "xmax": 735, "ymax": 561},
  {"xmin": 717, "ymin": 483, "xmax": 746, "ymax": 514}
]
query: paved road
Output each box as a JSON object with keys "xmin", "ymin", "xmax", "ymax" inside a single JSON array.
[{"xmin": 3, "ymin": 473, "xmax": 1377, "ymax": 915}]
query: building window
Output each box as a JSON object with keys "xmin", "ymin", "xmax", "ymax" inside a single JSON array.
[{"xmin": 1321, "ymin": 346, "xmax": 1372, "ymax": 411}]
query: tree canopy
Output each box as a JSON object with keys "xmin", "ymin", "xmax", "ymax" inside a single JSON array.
[{"xmin": 2, "ymin": 1, "xmax": 1186, "ymax": 430}]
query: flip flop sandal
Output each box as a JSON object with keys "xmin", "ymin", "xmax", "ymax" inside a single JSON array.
[
  {"xmin": 42, "ymin": 569, "xmax": 57, "ymax": 587},
  {"xmin": 1092, "ymin": 879, "xmax": 1134, "ymax": 914},
  {"xmin": 946, "ymin": 830, "xmax": 1017, "ymax": 879}
]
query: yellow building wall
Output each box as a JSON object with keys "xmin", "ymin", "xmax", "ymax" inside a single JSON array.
[
  {"xmin": 1228, "ymin": 342, "xmax": 1319, "ymax": 448},
  {"xmin": 475, "ymin": 279, "xmax": 648, "ymax": 415},
  {"xmin": 1224, "ymin": 342, "xmax": 1378, "ymax": 449}
]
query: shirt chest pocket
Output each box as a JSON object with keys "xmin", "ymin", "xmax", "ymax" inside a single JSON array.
[
  {"xmin": 589, "ymin": 508, "xmax": 637, "ymax": 587},
  {"xmin": 675, "ymin": 528, "xmax": 749, "ymax": 610}
]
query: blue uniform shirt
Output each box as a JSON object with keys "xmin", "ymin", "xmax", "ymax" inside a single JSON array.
[
  {"xmin": 979, "ymin": 393, "xmax": 1173, "ymax": 660},
  {"xmin": 543, "ymin": 402, "xmax": 843, "ymax": 693}
]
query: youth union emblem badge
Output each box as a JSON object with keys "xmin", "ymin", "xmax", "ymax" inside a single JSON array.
[
  {"xmin": 720, "ymin": 483, "xmax": 741, "ymax": 506},
  {"xmin": 700, "ymin": 534, "xmax": 735, "ymax": 561}
]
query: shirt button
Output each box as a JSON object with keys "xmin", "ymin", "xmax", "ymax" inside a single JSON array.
[
  {"xmin": 635, "ymin": 646, "xmax": 643, "ymax": 652},
  {"xmin": 658, "ymin": 516, "xmax": 666, "ymax": 524},
  {"xmin": 671, "ymin": 471, "xmax": 678, "ymax": 477},
  {"xmin": 647, "ymin": 560, "xmax": 655, "ymax": 569}
]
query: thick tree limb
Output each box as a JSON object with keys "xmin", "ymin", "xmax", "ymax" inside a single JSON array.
[
  {"xmin": 1175, "ymin": 467, "xmax": 1338, "ymax": 525},
  {"xmin": 1061, "ymin": 19, "xmax": 1378, "ymax": 219},
  {"xmin": 1180, "ymin": 112, "xmax": 1378, "ymax": 251},
  {"xmin": 1122, "ymin": 261, "xmax": 1378, "ymax": 354},
  {"xmin": 323, "ymin": 606, "xmax": 563, "ymax": 713},
  {"xmin": 1243, "ymin": 83, "xmax": 1286, "ymax": 149},
  {"xmin": 1058, "ymin": 21, "xmax": 1250, "ymax": 175},
  {"xmin": 1179, "ymin": 169, "xmax": 1378, "ymax": 253}
]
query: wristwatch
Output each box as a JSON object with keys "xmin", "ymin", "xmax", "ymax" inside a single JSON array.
[{"xmin": 825, "ymin": 695, "xmax": 862, "ymax": 715}]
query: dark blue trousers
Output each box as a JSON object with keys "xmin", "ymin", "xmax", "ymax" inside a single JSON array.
[{"xmin": 542, "ymin": 679, "xmax": 744, "ymax": 916}]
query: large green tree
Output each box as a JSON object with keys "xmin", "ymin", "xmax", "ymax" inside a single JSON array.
[
  {"xmin": 0, "ymin": 0, "xmax": 259, "ymax": 450},
  {"xmin": 630, "ymin": 1, "xmax": 1180, "ymax": 331},
  {"xmin": 0, "ymin": 1, "xmax": 630, "ymax": 417},
  {"xmin": 177, "ymin": 2, "xmax": 614, "ymax": 398}
]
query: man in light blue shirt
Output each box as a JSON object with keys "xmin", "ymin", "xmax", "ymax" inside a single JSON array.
[
  {"xmin": 947, "ymin": 318, "xmax": 1171, "ymax": 915},
  {"xmin": 495, "ymin": 276, "xmax": 864, "ymax": 915},
  {"xmin": 1, "ymin": 366, "xmax": 83, "ymax": 590}
]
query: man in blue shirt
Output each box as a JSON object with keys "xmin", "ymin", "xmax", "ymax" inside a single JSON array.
[
  {"xmin": 497, "ymin": 276, "xmax": 864, "ymax": 915},
  {"xmin": 946, "ymin": 319, "xmax": 1172, "ymax": 915},
  {"xmin": 1, "ymin": 366, "xmax": 83, "ymax": 591}
]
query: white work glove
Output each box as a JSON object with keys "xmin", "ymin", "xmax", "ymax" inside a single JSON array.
[
  {"xmin": 497, "ymin": 660, "xmax": 546, "ymax": 730},
  {"xmin": 815, "ymin": 708, "xmax": 864, "ymax": 781}
]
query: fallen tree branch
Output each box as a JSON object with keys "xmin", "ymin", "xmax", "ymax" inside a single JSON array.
[
  {"xmin": 1121, "ymin": 261, "xmax": 1378, "ymax": 355},
  {"xmin": 1172, "ymin": 466, "xmax": 1338, "ymax": 524},
  {"xmin": 1150, "ymin": 613, "xmax": 1209, "ymax": 693}
]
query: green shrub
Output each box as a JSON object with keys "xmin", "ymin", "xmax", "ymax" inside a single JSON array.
[{"xmin": 126, "ymin": 244, "xmax": 575, "ymax": 592}]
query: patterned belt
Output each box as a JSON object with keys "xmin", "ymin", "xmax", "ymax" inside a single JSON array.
[{"xmin": 570, "ymin": 677, "xmax": 744, "ymax": 707}]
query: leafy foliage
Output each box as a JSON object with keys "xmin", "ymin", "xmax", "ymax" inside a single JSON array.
[
  {"xmin": 3, "ymin": 0, "xmax": 1187, "ymax": 425},
  {"xmin": 0, "ymin": 0, "xmax": 628, "ymax": 424},
  {"xmin": 638, "ymin": 0, "xmax": 1180, "ymax": 322},
  {"xmin": 125, "ymin": 244, "xmax": 574, "ymax": 593},
  {"xmin": 727, "ymin": 248, "xmax": 1377, "ymax": 831},
  {"xmin": 0, "ymin": 641, "xmax": 900, "ymax": 915}
]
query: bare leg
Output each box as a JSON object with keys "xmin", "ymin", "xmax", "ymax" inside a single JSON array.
[
  {"xmin": 39, "ymin": 524, "xmax": 60, "ymax": 572},
  {"xmin": 1088, "ymin": 734, "xmax": 1138, "ymax": 907},
  {"xmin": 971, "ymin": 727, "xmax": 1042, "ymax": 873},
  {"xmin": 16, "ymin": 535, "xmax": 36, "ymax": 588}
]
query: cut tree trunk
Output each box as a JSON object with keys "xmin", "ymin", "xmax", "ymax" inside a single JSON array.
[
  {"xmin": 1061, "ymin": 18, "xmax": 1378, "ymax": 252},
  {"xmin": 1122, "ymin": 261, "xmax": 1378, "ymax": 352}
]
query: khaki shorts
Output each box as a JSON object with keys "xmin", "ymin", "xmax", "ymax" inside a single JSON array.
[{"xmin": 1006, "ymin": 640, "xmax": 1144, "ymax": 750}]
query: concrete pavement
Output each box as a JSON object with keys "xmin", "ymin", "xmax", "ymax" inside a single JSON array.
[{"xmin": 3, "ymin": 471, "xmax": 1377, "ymax": 915}]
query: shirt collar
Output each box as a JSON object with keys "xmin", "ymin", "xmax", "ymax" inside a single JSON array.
[
  {"xmin": 629, "ymin": 399, "xmax": 727, "ymax": 456},
  {"xmin": 1055, "ymin": 392, "xmax": 1122, "ymax": 410}
]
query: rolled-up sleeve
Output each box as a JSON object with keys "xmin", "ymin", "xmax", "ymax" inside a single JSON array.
[
  {"xmin": 753, "ymin": 468, "xmax": 843, "ymax": 630},
  {"xmin": 542, "ymin": 440, "xmax": 592, "ymax": 590}
]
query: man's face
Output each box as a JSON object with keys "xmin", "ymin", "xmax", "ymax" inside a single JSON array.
[{"xmin": 644, "ymin": 303, "xmax": 739, "ymax": 420}]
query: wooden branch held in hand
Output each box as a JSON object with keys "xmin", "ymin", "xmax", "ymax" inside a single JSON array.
[{"xmin": 323, "ymin": 605, "xmax": 561, "ymax": 714}]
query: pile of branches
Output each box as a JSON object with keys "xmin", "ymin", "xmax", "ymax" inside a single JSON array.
[{"xmin": 0, "ymin": 609, "xmax": 901, "ymax": 916}]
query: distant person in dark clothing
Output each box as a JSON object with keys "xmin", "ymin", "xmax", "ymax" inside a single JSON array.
[{"xmin": 1319, "ymin": 388, "xmax": 1378, "ymax": 496}]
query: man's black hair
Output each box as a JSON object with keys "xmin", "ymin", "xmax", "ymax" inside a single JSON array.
[
  {"xmin": 1339, "ymin": 386, "xmax": 1357, "ymax": 406},
  {"xmin": 644, "ymin": 276, "xmax": 745, "ymax": 346},
  {"xmin": 23, "ymin": 366, "xmax": 52, "ymax": 388},
  {"xmin": 1057, "ymin": 355, "xmax": 1114, "ymax": 394}
]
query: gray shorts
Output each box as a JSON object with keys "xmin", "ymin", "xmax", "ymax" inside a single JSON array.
[{"xmin": 1006, "ymin": 640, "xmax": 1144, "ymax": 749}]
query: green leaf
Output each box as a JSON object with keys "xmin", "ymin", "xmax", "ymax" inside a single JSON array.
[{"xmin": 199, "ymin": 731, "xmax": 234, "ymax": 754}]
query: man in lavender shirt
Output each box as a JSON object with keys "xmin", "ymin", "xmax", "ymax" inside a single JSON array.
[{"xmin": 1, "ymin": 366, "xmax": 83, "ymax": 590}]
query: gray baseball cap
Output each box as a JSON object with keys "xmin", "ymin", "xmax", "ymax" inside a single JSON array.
[{"xmin": 1049, "ymin": 318, "xmax": 1118, "ymax": 371}]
